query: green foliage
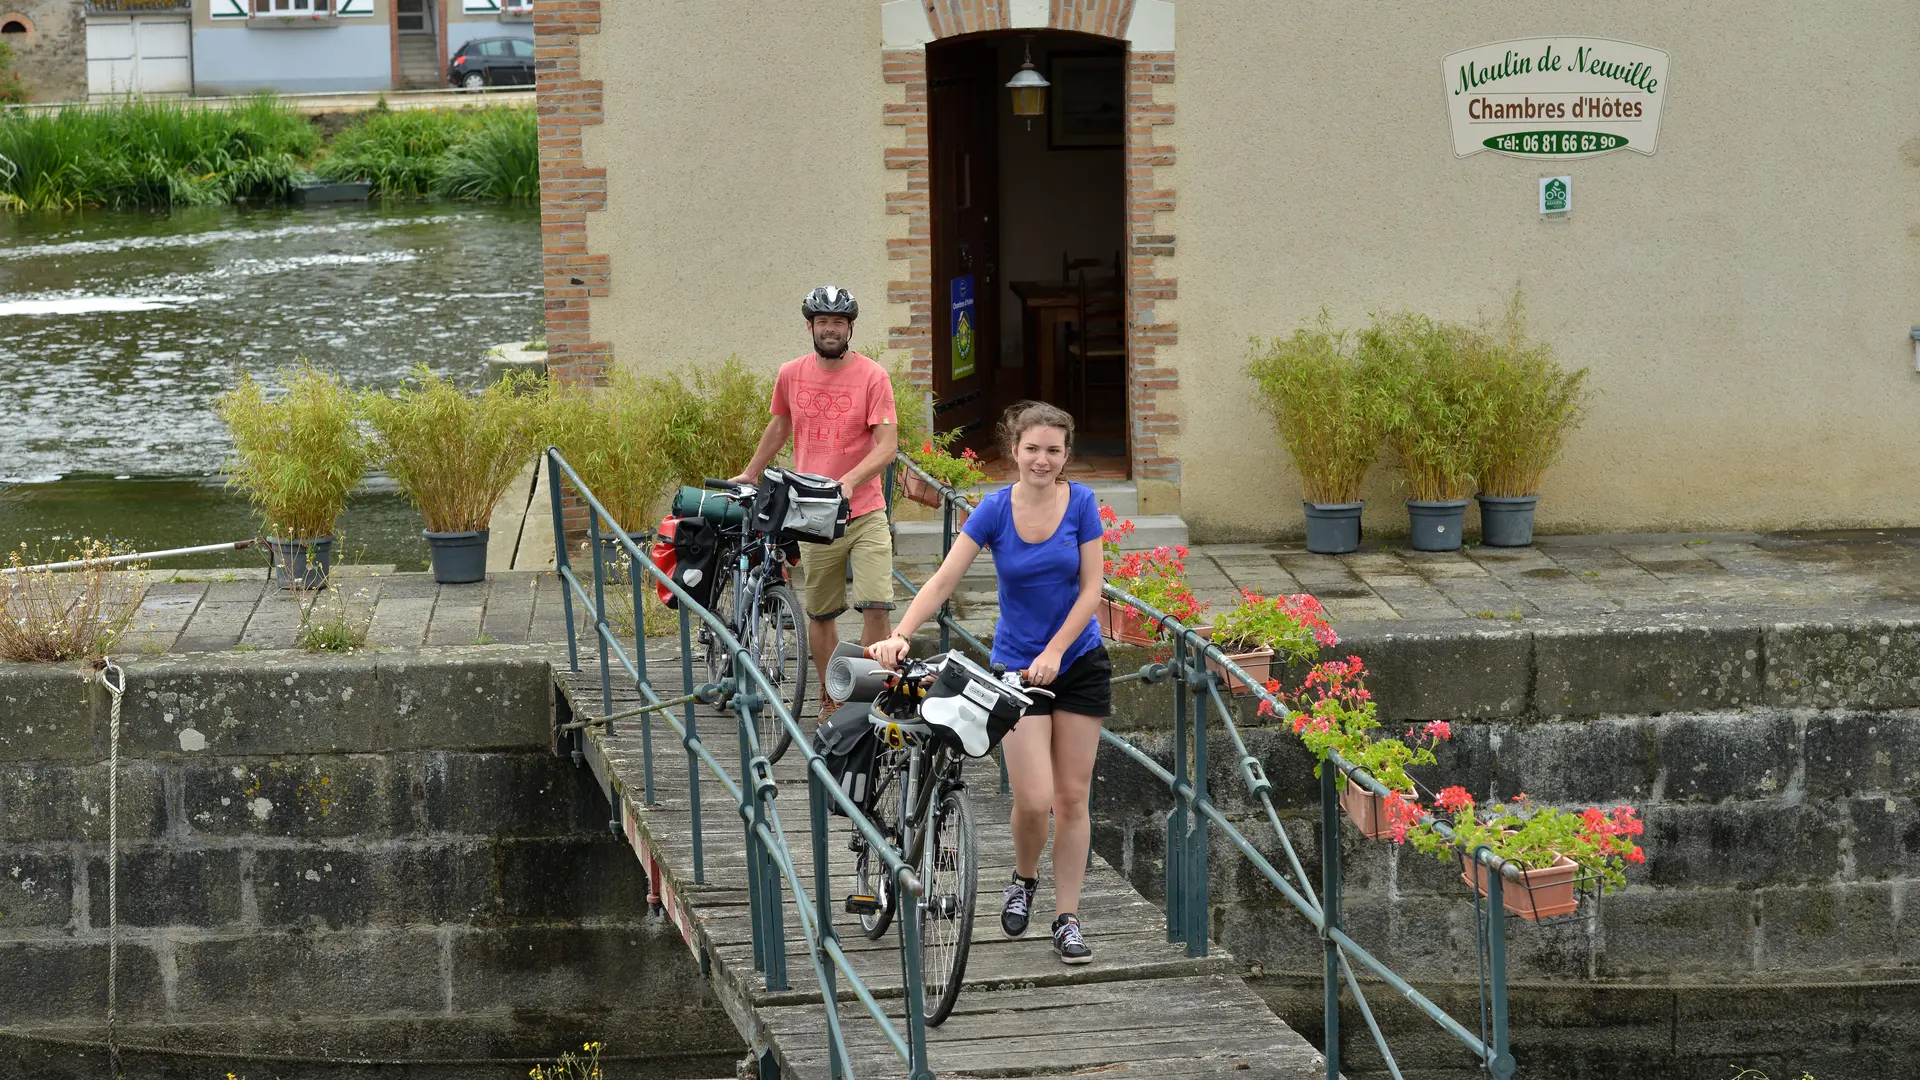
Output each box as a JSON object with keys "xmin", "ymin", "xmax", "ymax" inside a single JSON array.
[
  {"xmin": 1244, "ymin": 313, "xmax": 1391, "ymax": 505},
  {"xmin": 298, "ymin": 587, "xmax": 373, "ymax": 653},
  {"xmin": 0, "ymin": 42, "xmax": 28, "ymax": 106},
  {"xmin": 903, "ymin": 430, "xmax": 988, "ymax": 493},
  {"xmin": 1368, "ymin": 313, "xmax": 1492, "ymax": 503},
  {"xmin": 0, "ymin": 540, "xmax": 147, "ymax": 663},
  {"xmin": 1469, "ymin": 294, "xmax": 1591, "ymax": 497},
  {"xmin": 887, "ymin": 354, "xmax": 931, "ymax": 455},
  {"xmin": 1208, "ymin": 591, "xmax": 1334, "ymax": 660},
  {"xmin": 547, "ymin": 369, "xmax": 677, "ymax": 535},
  {"xmin": 216, "ymin": 364, "xmax": 368, "ymax": 541},
  {"xmin": 432, "ymin": 107, "xmax": 538, "ymax": 200},
  {"xmin": 531, "ymin": 1041, "xmax": 607, "ymax": 1080},
  {"xmin": 655, "ymin": 355, "xmax": 777, "ymax": 489},
  {"xmin": 362, "ymin": 366, "xmax": 550, "ymax": 533},
  {"xmin": 317, "ymin": 106, "xmax": 536, "ymax": 200},
  {"xmin": 0, "ymin": 95, "xmax": 317, "ymax": 211},
  {"xmin": 1407, "ymin": 792, "xmax": 1645, "ymax": 893}
]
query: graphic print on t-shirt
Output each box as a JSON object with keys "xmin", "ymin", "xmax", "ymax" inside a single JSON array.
[{"xmin": 792, "ymin": 383, "xmax": 860, "ymax": 450}]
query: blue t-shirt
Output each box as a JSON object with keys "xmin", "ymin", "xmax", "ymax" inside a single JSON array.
[{"xmin": 960, "ymin": 481, "xmax": 1104, "ymax": 671}]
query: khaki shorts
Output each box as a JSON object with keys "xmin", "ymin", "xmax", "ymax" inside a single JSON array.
[{"xmin": 798, "ymin": 509, "xmax": 895, "ymax": 621}]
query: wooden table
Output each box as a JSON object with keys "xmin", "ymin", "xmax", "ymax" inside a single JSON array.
[{"xmin": 1009, "ymin": 280, "xmax": 1080, "ymax": 404}]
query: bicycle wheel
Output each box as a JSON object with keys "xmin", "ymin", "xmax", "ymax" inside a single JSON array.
[
  {"xmin": 853, "ymin": 763, "xmax": 900, "ymax": 940},
  {"xmin": 920, "ymin": 785, "xmax": 977, "ymax": 1027},
  {"xmin": 752, "ymin": 582, "xmax": 807, "ymax": 763}
]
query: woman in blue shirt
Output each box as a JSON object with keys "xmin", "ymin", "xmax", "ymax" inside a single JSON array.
[{"xmin": 868, "ymin": 401, "xmax": 1108, "ymax": 965}]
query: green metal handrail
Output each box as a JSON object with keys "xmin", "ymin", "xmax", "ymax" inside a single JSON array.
[
  {"xmin": 545, "ymin": 448, "xmax": 935, "ymax": 1080},
  {"xmin": 884, "ymin": 452, "xmax": 1522, "ymax": 1080}
]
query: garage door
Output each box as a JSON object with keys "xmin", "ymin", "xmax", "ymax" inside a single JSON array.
[{"xmin": 86, "ymin": 15, "xmax": 192, "ymax": 97}]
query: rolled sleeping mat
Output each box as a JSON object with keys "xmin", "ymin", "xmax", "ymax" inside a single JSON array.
[
  {"xmin": 827, "ymin": 655, "xmax": 893, "ymax": 704},
  {"xmin": 830, "ymin": 640, "xmax": 868, "ymax": 663},
  {"xmin": 671, "ymin": 486, "xmax": 747, "ymax": 528}
]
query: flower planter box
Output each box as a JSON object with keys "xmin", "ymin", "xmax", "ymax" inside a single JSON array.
[
  {"xmin": 1460, "ymin": 853, "xmax": 1580, "ymax": 921},
  {"xmin": 900, "ymin": 471, "xmax": 944, "ymax": 509},
  {"xmin": 1339, "ymin": 782, "xmax": 1415, "ymax": 840},
  {"xmin": 1097, "ymin": 597, "xmax": 1159, "ymax": 646},
  {"xmin": 1206, "ymin": 644, "xmax": 1276, "ymax": 695}
]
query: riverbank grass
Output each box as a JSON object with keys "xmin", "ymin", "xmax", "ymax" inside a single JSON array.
[
  {"xmin": 0, "ymin": 541, "xmax": 147, "ymax": 662},
  {"xmin": 315, "ymin": 106, "xmax": 537, "ymax": 199}
]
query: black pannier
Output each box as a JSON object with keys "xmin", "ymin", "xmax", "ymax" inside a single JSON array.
[
  {"xmin": 653, "ymin": 514, "xmax": 720, "ymax": 610},
  {"xmin": 750, "ymin": 467, "xmax": 850, "ymax": 545},
  {"xmin": 811, "ymin": 704, "xmax": 880, "ymax": 818}
]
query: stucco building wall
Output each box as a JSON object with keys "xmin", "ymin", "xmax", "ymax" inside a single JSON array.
[
  {"xmin": 2, "ymin": 0, "xmax": 86, "ymax": 103},
  {"xmin": 546, "ymin": 1, "xmax": 1920, "ymax": 537}
]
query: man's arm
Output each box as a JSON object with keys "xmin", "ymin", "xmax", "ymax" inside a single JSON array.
[
  {"xmin": 731, "ymin": 414, "xmax": 793, "ymax": 484},
  {"xmin": 839, "ymin": 421, "xmax": 898, "ymax": 492}
]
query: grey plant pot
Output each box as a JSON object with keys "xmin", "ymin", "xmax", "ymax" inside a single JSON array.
[
  {"xmin": 425, "ymin": 529, "xmax": 489, "ymax": 585},
  {"xmin": 1302, "ymin": 501, "xmax": 1364, "ymax": 555},
  {"xmin": 267, "ymin": 535, "xmax": 334, "ymax": 590},
  {"xmin": 1476, "ymin": 494, "xmax": 1540, "ymax": 548},
  {"xmin": 1406, "ymin": 499, "xmax": 1469, "ymax": 552},
  {"xmin": 595, "ymin": 530, "xmax": 650, "ymax": 581}
]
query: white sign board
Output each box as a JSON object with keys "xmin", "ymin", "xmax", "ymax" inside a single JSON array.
[{"xmin": 1444, "ymin": 38, "xmax": 1669, "ymax": 159}]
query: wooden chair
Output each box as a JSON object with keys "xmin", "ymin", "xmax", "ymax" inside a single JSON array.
[{"xmin": 1065, "ymin": 259, "xmax": 1127, "ymax": 428}]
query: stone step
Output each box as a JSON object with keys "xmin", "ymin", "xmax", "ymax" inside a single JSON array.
[{"xmin": 892, "ymin": 514, "xmax": 1188, "ymax": 558}]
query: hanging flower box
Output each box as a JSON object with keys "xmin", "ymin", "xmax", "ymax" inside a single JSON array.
[
  {"xmin": 901, "ymin": 470, "xmax": 944, "ymax": 509},
  {"xmin": 1097, "ymin": 597, "xmax": 1159, "ymax": 646},
  {"xmin": 1206, "ymin": 644, "xmax": 1276, "ymax": 695},
  {"xmin": 1338, "ymin": 782, "xmax": 1417, "ymax": 840},
  {"xmin": 1460, "ymin": 852, "xmax": 1581, "ymax": 921}
]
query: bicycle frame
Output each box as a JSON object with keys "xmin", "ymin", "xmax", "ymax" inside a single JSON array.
[{"xmin": 709, "ymin": 517, "xmax": 790, "ymax": 668}]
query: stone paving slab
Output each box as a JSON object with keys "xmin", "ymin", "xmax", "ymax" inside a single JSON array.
[{"xmin": 93, "ymin": 529, "xmax": 1920, "ymax": 657}]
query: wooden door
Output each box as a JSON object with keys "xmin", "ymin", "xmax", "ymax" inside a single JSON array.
[{"xmin": 928, "ymin": 43, "xmax": 1001, "ymax": 453}]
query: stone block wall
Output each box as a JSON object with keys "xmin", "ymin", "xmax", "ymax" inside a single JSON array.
[{"xmin": 0, "ymin": 647, "xmax": 741, "ymax": 1077}]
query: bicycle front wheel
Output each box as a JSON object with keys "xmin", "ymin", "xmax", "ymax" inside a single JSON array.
[
  {"xmin": 919, "ymin": 785, "xmax": 977, "ymax": 1027},
  {"xmin": 752, "ymin": 582, "xmax": 807, "ymax": 763}
]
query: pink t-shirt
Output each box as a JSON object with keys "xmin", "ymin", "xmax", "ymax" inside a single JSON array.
[{"xmin": 771, "ymin": 351, "xmax": 897, "ymax": 518}]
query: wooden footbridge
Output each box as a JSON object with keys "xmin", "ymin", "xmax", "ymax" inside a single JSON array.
[{"xmin": 542, "ymin": 450, "xmax": 1529, "ymax": 1080}]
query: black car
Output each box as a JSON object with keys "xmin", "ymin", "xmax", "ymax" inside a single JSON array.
[{"xmin": 448, "ymin": 36, "xmax": 535, "ymax": 90}]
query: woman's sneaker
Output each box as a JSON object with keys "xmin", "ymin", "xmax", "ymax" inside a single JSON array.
[
  {"xmin": 1052, "ymin": 913, "xmax": 1092, "ymax": 964},
  {"xmin": 1000, "ymin": 874, "xmax": 1038, "ymax": 938}
]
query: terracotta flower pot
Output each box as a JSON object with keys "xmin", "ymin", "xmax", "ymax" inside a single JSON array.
[
  {"xmin": 901, "ymin": 470, "xmax": 944, "ymax": 509},
  {"xmin": 1461, "ymin": 852, "xmax": 1580, "ymax": 921},
  {"xmin": 1207, "ymin": 643, "xmax": 1276, "ymax": 695},
  {"xmin": 1097, "ymin": 597, "xmax": 1158, "ymax": 646},
  {"xmin": 1339, "ymin": 782, "xmax": 1415, "ymax": 840}
]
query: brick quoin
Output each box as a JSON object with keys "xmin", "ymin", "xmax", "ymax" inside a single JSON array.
[
  {"xmin": 534, "ymin": 0, "xmax": 609, "ymax": 391},
  {"xmin": 887, "ymin": 3, "xmax": 1177, "ymax": 484}
]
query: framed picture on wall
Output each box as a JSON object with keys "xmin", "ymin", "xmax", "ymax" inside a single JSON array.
[{"xmin": 1048, "ymin": 54, "xmax": 1125, "ymax": 149}]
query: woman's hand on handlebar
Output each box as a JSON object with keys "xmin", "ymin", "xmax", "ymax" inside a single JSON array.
[
  {"xmin": 1024, "ymin": 647, "xmax": 1065, "ymax": 687},
  {"xmin": 866, "ymin": 633, "xmax": 911, "ymax": 669}
]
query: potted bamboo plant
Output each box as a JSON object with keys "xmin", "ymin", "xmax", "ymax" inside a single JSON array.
[
  {"xmin": 546, "ymin": 367, "xmax": 679, "ymax": 573},
  {"xmin": 1373, "ymin": 314, "xmax": 1490, "ymax": 552},
  {"xmin": 1470, "ymin": 301, "xmax": 1591, "ymax": 547},
  {"xmin": 363, "ymin": 366, "xmax": 550, "ymax": 584},
  {"xmin": 217, "ymin": 364, "xmax": 367, "ymax": 590},
  {"xmin": 1245, "ymin": 314, "xmax": 1390, "ymax": 554}
]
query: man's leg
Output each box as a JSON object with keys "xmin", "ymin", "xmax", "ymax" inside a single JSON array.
[
  {"xmin": 797, "ymin": 532, "xmax": 855, "ymax": 708},
  {"xmin": 847, "ymin": 510, "xmax": 897, "ymax": 650}
]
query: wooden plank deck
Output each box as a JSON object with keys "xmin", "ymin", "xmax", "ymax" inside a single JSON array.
[{"xmin": 554, "ymin": 651, "xmax": 1329, "ymax": 1079}]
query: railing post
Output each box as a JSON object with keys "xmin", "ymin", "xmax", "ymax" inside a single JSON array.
[
  {"xmin": 1320, "ymin": 765, "xmax": 1342, "ymax": 1080},
  {"xmin": 742, "ymin": 691, "xmax": 787, "ymax": 992},
  {"xmin": 588, "ymin": 510, "xmax": 612, "ymax": 717},
  {"xmin": 548, "ymin": 451, "xmax": 579, "ymax": 673},
  {"xmin": 938, "ymin": 496, "xmax": 953, "ymax": 653},
  {"xmin": 897, "ymin": 863, "xmax": 934, "ymax": 1080},
  {"xmin": 1165, "ymin": 631, "xmax": 1192, "ymax": 948},
  {"xmin": 809, "ymin": 771, "xmax": 846, "ymax": 1080},
  {"xmin": 680, "ymin": 610, "xmax": 704, "ymax": 882},
  {"xmin": 1484, "ymin": 855, "xmax": 1516, "ymax": 1080},
  {"xmin": 1184, "ymin": 652, "xmax": 1211, "ymax": 958}
]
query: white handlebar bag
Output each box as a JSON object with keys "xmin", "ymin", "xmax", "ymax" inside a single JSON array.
[{"xmin": 920, "ymin": 651, "xmax": 1032, "ymax": 758}]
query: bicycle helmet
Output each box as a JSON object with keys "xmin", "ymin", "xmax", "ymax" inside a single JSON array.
[{"xmin": 802, "ymin": 285, "xmax": 859, "ymax": 322}]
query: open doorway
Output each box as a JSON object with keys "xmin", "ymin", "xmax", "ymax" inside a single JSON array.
[{"xmin": 928, "ymin": 32, "xmax": 1129, "ymax": 477}]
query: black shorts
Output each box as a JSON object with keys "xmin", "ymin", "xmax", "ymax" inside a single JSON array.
[{"xmin": 1023, "ymin": 643, "xmax": 1112, "ymax": 719}]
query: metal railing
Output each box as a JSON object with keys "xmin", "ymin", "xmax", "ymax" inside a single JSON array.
[
  {"xmin": 886, "ymin": 453, "xmax": 1523, "ymax": 1080},
  {"xmin": 545, "ymin": 448, "xmax": 937, "ymax": 1080}
]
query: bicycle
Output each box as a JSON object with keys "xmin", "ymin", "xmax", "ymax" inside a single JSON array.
[
  {"xmin": 827, "ymin": 648, "xmax": 1047, "ymax": 1026},
  {"xmin": 692, "ymin": 478, "xmax": 810, "ymax": 763}
]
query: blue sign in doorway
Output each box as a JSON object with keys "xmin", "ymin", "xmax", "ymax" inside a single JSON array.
[{"xmin": 949, "ymin": 275, "xmax": 976, "ymax": 381}]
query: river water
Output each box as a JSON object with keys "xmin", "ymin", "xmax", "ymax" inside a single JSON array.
[{"xmin": 0, "ymin": 202, "xmax": 543, "ymax": 570}]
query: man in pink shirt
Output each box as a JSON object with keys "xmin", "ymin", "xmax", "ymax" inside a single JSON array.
[{"xmin": 732, "ymin": 286, "xmax": 898, "ymax": 718}]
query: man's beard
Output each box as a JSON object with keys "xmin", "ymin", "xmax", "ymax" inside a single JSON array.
[{"xmin": 813, "ymin": 334, "xmax": 850, "ymax": 358}]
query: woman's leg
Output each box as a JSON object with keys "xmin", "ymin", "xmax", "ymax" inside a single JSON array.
[
  {"xmin": 1047, "ymin": 710, "xmax": 1103, "ymax": 917},
  {"xmin": 1000, "ymin": 712, "xmax": 1056, "ymax": 879}
]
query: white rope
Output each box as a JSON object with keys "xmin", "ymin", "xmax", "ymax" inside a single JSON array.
[{"xmin": 96, "ymin": 658, "xmax": 125, "ymax": 1080}]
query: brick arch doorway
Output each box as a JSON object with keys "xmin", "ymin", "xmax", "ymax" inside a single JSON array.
[{"xmin": 927, "ymin": 31, "xmax": 1131, "ymax": 469}]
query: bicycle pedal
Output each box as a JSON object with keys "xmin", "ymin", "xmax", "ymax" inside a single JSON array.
[{"xmin": 843, "ymin": 894, "xmax": 881, "ymax": 915}]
